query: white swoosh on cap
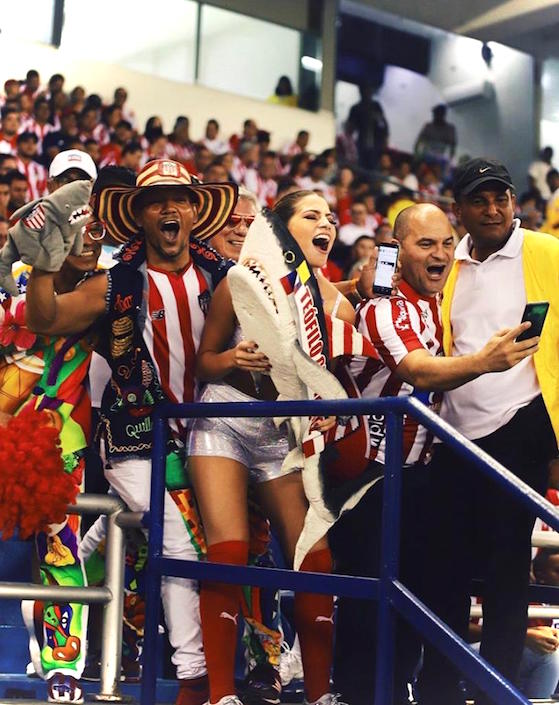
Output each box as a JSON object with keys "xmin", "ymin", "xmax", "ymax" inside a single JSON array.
[{"xmin": 479, "ymin": 167, "xmax": 491, "ymax": 173}]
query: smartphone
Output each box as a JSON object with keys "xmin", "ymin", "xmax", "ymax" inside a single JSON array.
[
  {"xmin": 516, "ymin": 301, "xmax": 549, "ymax": 342},
  {"xmin": 373, "ymin": 242, "xmax": 399, "ymax": 296}
]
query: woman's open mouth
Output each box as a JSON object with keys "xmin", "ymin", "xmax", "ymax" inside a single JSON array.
[{"xmin": 312, "ymin": 234, "xmax": 330, "ymax": 252}]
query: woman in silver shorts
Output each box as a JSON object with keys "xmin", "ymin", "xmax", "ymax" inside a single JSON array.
[{"xmin": 188, "ymin": 191, "xmax": 355, "ymax": 705}]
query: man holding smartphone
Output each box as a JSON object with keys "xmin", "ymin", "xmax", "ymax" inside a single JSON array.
[
  {"xmin": 331, "ymin": 202, "xmax": 538, "ymax": 705},
  {"xmin": 419, "ymin": 159, "xmax": 559, "ymax": 705}
]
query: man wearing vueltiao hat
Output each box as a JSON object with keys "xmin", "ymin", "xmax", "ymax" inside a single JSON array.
[{"xmin": 25, "ymin": 158, "xmax": 238, "ymax": 705}]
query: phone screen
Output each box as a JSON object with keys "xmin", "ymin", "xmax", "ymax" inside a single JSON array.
[
  {"xmin": 374, "ymin": 244, "xmax": 399, "ymax": 294},
  {"xmin": 516, "ymin": 301, "xmax": 549, "ymax": 342}
]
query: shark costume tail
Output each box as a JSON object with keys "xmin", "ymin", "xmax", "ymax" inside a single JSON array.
[{"xmin": 228, "ymin": 209, "xmax": 383, "ymax": 569}]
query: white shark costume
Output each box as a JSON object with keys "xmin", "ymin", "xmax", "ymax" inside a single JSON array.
[{"xmin": 228, "ymin": 209, "xmax": 383, "ymax": 568}]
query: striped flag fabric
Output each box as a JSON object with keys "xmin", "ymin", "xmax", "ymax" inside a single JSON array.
[
  {"xmin": 325, "ymin": 314, "xmax": 380, "ymax": 360},
  {"xmin": 22, "ymin": 203, "xmax": 45, "ymax": 230}
]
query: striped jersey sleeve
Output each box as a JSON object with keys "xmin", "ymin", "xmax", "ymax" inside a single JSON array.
[{"xmin": 364, "ymin": 297, "xmax": 426, "ymax": 371}]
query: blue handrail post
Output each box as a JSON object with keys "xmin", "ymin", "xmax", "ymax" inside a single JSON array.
[
  {"xmin": 375, "ymin": 410, "xmax": 404, "ymax": 705},
  {"xmin": 141, "ymin": 413, "xmax": 168, "ymax": 705}
]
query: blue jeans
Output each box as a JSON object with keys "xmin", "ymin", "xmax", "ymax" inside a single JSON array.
[
  {"xmin": 470, "ymin": 642, "xmax": 559, "ymax": 699},
  {"xmin": 517, "ymin": 644, "xmax": 559, "ymax": 699}
]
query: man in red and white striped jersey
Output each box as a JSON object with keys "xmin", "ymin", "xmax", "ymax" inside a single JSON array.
[
  {"xmin": 0, "ymin": 107, "xmax": 20, "ymax": 155},
  {"xmin": 25, "ymin": 159, "xmax": 238, "ymax": 705},
  {"xmin": 332, "ymin": 203, "xmax": 538, "ymax": 705},
  {"xmin": 244, "ymin": 151, "xmax": 278, "ymax": 208},
  {"xmin": 15, "ymin": 131, "xmax": 47, "ymax": 200},
  {"xmin": 19, "ymin": 97, "xmax": 56, "ymax": 156}
]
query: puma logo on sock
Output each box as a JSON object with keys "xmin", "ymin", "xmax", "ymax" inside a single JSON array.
[{"xmin": 219, "ymin": 611, "xmax": 238, "ymax": 625}]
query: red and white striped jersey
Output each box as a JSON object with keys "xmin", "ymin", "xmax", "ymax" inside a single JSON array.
[
  {"xmin": 244, "ymin": 171, "xmax": 278, "ymax": 208},
  {"xmin": 121, "ymin": 105, "xmax": 137, "ymax": 129},
  {"xmin": 167, "ymin": 141, "xmax": 195, "ymax": 165},
  {"xmin": 281, "ymin": 141, "xmax": 303, "ymax": 158},
  {"xmin": 143, "ymin": 262, "xmax": 209, "ymax": 440},
  {"xmin": 80, "ymin": 123, "xmax": 109, "ymax": 147},
  {"xmin": 15, "ymin": 157, "xmax": 47, "ymax": 201},
  {"xmin": 350, "ymin": 280, "xmax": 443, "ymax": 466},
  {"xmin": 98, "ymin": 143, "xmax": 121, "ymax": 169},
  {"xmin": 0, "ymin": 133, "xmax": 17, "ymax": 155},
  {"xmin": 19, "ymin": 119, "xmax": 56, "ymax": 153},
  {"xmin": 230, "ymin": 157, "xmax": 257, "ymax": 187}
]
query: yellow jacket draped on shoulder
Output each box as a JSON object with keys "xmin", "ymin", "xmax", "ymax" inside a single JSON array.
[{"xmin": 441, "ymin": 229, "xmax": 559, "ymax": 444}]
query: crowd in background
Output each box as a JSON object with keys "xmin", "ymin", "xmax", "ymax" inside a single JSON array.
[
  {"xmin": 3, "ymin": 66, "xmax": 559, "ymax": 705},
  {"xmin": 1, "ymin": 69, "xmax": 557, "ymax": 267}
]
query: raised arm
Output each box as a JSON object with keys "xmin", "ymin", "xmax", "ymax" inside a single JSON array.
[
  {"xmin": 195, "ymin": 277, "xmax": 271, "ymax": 382},
  {"xmin": 396, "ymin": 323, "xmax": 538, "ymax": 391},
  {"xmin": 26, "ymin": 269, "xmax": 108, "ymax": 336}
]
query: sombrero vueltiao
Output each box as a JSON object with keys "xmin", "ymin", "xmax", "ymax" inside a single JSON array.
[{"xmin": 97, "ymin": 158, "xmax": 238, "ymax": 244}]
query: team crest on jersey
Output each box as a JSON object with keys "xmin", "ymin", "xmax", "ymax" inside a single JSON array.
[
  {"xmin": 151, "ymin": 309, "xmax": 165, "ymax": 321},
  {"xmin": 394, "ymin": 299, "xmax": 410, "ymax": 332},
  {"xmin": 198, "ymin": 290, "xmax": 211, "ymax": 316}
]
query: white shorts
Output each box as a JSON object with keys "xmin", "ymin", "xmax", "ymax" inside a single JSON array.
[{"xmin": 188, "ymin": 383, "xmax": 296, "ymax": 483}]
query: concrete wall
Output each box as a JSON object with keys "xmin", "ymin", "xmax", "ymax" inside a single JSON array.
[
  {"xmin": 202, "ymin": 0, "xmax": 311, "ymax": 31},
  {"xmin": 335, "ymin": 30, "xmax": 535, "ymax": 189},
  {"xmin": 429, "ymin": 34, "xmax": 535, "ymax": 189}
]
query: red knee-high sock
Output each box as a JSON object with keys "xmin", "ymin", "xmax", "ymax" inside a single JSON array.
[
  {"xmin": 200, "ymin": 540, "xmax": 249, "ymax": 704},
  {"xmin": 294, "ymin": 547, "xmax": 334, "ymax": 703}
]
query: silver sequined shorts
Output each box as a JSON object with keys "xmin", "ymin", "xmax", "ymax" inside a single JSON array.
[{"xmin": 187, "ymin": 383, "xmax": 297, "ymax": 483}]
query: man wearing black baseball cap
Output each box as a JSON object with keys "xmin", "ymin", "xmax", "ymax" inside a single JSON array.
[
  {"xmin": 452, "ymin": 157, "xmax": 514, "ymax": 198},
  {"xmin": 418, "ymin": 159, "xmax": 559, "ymax": 704}
]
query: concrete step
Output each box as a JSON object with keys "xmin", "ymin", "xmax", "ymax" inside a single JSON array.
[
  {"xmin": 0, "ymin": 673, "xmax": 178, "ymax": 703},
  {"xmin": 0, "ymin": 673, "xmax": 305, "ymax": 704}
]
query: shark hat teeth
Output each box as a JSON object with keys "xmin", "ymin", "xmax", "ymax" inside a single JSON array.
[{"xmin": 97, "ymin": 159, "xmax": 238, "ymax": 244}]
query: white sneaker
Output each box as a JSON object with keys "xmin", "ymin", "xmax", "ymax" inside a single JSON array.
[
  {"xmin": 206, "ymin": 697, "xmax": 244, "ymax": 705},
  {"xmin": 47, "ymin": 674, "xmax": 84, "ymax": 704},
  {"xmin": 279, "ymin": 639, "xmax": 304, "ymax": 686},
  {"xmin": 305, "ymin": 694, "xmax": 348, "ymax": 705}
]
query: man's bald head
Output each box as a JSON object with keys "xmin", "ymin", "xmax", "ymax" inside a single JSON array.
[
  {"xmin": 394, "ymin": 203, "xmax": 450, "ymax": 242},
  {"xmin": 393, "ymin": 203, "xmax": 455, "ymax": 298}
]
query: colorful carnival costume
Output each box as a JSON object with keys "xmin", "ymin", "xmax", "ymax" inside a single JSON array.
[
  {"xmin": 0, "ymin": 271, "xmax": 96, "ymax": 703},
  {"xmin": 0, "ymin": 179, "xmax": 94, "ymax": 703}
]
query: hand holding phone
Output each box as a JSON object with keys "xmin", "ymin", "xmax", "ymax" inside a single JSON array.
[
  {"xmin": 373, "ymin": 242, "xmax": 399, "ymax": 296},
  {"xmin": 516, "ymin": 302, "xmax": 549, "ymax": 342}
]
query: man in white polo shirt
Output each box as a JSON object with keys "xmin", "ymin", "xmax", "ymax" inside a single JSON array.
[
  {"xmin": 419, "ymin": 159, "xmax": 559, "ymax": 705},
  {"xmin": 331, "ymin": 203, "xmax": 538, "ymax": 705}
]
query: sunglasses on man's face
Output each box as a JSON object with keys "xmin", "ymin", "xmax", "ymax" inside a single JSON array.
[
  {"xmin": 227, "ymin": 213, "xmax": 255, "ymax": 228},
  {"xmin": 82, "ymin": 220, "xmax": 106, "ymax": 241}
]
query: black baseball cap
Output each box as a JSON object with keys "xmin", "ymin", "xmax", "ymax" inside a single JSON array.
[{"xmin": 452, "ymin": 158, "xmax": 514, "ymax": 199}]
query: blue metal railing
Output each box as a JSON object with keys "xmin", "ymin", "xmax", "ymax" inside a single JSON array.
[{"xmin": 140, "ymin": 396, "xmax": 559, "ymax": 705}]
